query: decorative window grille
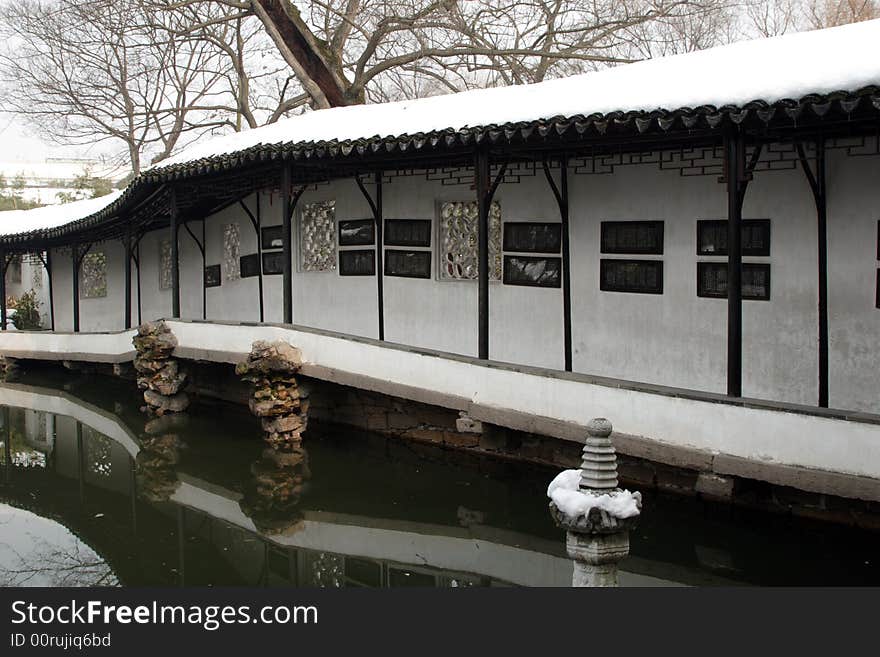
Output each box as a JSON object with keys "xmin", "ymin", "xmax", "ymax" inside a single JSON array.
[
  {"xmin": 438, "ymin": 201, "xmax": 501, "ymax": 281},
  {"xmin": 223, "ymin": 223, "xmax": 241, "ymax": 280},
  {"xmin": 300, "ymin": 201, "xmax": 337, "ymax": 272},
  {"xmin": 159, "ymin": 239, "xmax": 172, "ymax": 290},
  {"xmin": 80, "ymin": 251, "xmax": 107, "ymax": 298}
]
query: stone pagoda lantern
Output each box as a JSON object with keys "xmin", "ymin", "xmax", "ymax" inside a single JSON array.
[{"xmin": 548, "ymin": 418, "xmax": 641, "ymax": 587}]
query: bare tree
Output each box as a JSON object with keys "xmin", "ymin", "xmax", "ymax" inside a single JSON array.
[
  {"xmin": 154, "ymin": 0, "xmax": 734, "ymax": 108},
  {"xmin": 807, "ymin": 0, "xmax": 878, "ymax": 27},
  {"xmin": 0, "ymin": 0, "xmax": 235, "ymax": 173}
]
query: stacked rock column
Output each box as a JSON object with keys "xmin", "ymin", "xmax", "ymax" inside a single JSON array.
[
  {"xmin": 236, "ymin": 340, "xmax": 311, "ymax": 534},
  {"xmin": 132, "ymin": 321, "xmax": 189, "ymax": 416}
]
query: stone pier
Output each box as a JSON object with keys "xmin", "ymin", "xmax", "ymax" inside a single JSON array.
[
  {"xmin": 236, "ymin": 340, "xmax": 311, "ymax": 534},
  {"xmin": 133, "ymin": 321, "xmax": 189, "ymax": 416}
]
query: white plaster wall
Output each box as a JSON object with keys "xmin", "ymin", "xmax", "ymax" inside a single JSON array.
[
  {"xmin": 826, "ymin": 150, "xmax": 880, "ymax": 413},
  {"xmin": 137, "ymin": 230, "xmax": 172, "ymax": 322},
  {"xmin": 49, "ymin": 247, "xmax": 73, "ymax": 331},
  {"xmin": 293, "ymin": 179, "xmax": 378, "ymax": 338},
  {"xmin": 203, "ymin": 197, "xmax": 262, "ymax": 322},
  {"xmin": 79, "ymin": 240, "xmax": 126, "ymax": 332},
  {"xmin": 31, "ymin": 146, "xmax": 879, "ymax": 413},
  {"xmin": 383, "ymin": 173, "xmax": 477, "ymax": 355}
]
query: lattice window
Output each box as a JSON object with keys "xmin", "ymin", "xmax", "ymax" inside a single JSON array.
[
  {"xmin": 300, "ymin": 201, "xmax": 336, "ymax": 272},
  {"xmin": 159, "ymin": 239, "xmax": 172, "ymax": 290},
  {"xmin": 80, "ymin": 251, "xmax": 107, "ymax": 298},
  {"xmin": 438, "ymin": 201, "xmax": 501, "ymax": 281},
  {"xmin": 223, "ymin": 223, "xmax": 240, "ymax": 280}
]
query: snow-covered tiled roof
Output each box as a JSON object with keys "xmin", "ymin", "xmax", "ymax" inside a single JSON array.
[
  {"xmin": 2, "ymin": 19, "xmax": 880, "ymax": 243},
  {"xmin": 0, "ymin": 191, "xmax": 123, "ymax": 238},
  {"xmin": 155, "ymin": 19, "xmax": 880, "ymax": 170}
]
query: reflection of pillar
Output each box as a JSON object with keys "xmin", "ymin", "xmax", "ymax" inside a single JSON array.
[
  {"xmin": 129, "ymin": 456, "xmax": 138, "ymax": 534},
  {"xmin": 177, "ymin": 506, "xmax": 186, "ymax": 587},
  {"xmin": 76, "ymin": 421, "xmax": 85, "ymax": 504},
  {"xmin": 3, "ymin": 406, "xmax": 10, "ymax": 481},
  {"xmin": 549, "ymin": 419, "xmax": 641, "ymax": 587}
]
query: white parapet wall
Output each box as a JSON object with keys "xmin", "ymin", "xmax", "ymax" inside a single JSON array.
[{"xmin": 2, "ymin": 320, "xmax": 879, "ymax": 498}]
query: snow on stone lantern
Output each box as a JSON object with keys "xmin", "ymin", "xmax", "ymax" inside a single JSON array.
[{"xmin": 547, "ymin": 418, "xmax": 641, "ymax": 587}]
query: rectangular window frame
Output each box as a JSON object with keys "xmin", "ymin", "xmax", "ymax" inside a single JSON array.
[
  {"xmin": 697, "ymin": 219, "xmax": 771, "ymax": 257},
  {"xmin": 502, "ymin": 222, "xmax": 562, "ymax": 254},
  {"xmin": 261, "ymin": 225, "xmax": 284, "ymax": 251},
  {"xmin": 600, "ymin": 259, "xmax": 664, "ymax": 295},
  {"xmin": 204, "ymin": 264, "xmax": 221, "ymax": 288},
  {"xmin": 239, "ymin": 253, "xmax": 261, "ymax": 278},
  {"xmin": 339, "ymin": 249, "xmax": 376, "ymax": 276},
  {"xmin": 339, "ymin": 219, "xmax": 375, "ymax": 247},
  {"xmin": 384, "ymin": 219, "xmax": 431, "ymax": 248},
  {"xmin": 384, "ymin": 249, "xmax": 432, "ymax": 279},
  {"xmin": 503, "ymin": 255, "xmax": 562, "ymax": 288},
  {"xmin": 697, "ymin": 262, "xmax": 771, "ymax": 301},
  {"xmin": 601, "ymin": 221, "xmax": 664, "ymax": 255}
]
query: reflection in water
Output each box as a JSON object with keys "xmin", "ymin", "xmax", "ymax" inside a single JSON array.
[
  {"xmin": 1, "ymin": 374, "xmax": 880, "ymax": 587},
  {"xmin": 136, "ymin": 415, "xmax": 187, "ymax": 503},
  {"xmin": 0, "ymin": 503, "xmax": 116, "ymax": 586},
  {"xmin": 240, "ymin": 446, "xmax": 310, "ymax": 535}
]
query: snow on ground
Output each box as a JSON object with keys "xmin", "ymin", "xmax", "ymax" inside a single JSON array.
[
  {"xmin": 0, "ymin": 190, "xmax": 122, "ymax": 237},
  {"xmin": 157, "ymin": 19, "xmax": 880, "ymax": 169},
  {"xmin": 547, "ymin": 469, "xmax": 641, "ymax": 519}
]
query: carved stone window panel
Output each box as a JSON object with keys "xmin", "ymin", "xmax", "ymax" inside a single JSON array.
[
  {"xmin": 159, "ymin": 239, "xmax": 173, "ymax": 290},
  {"xmin": 438, "ymin": 201, "xmax": 501, "ymax": 281},
  {"xmin": 80, "ymin": 250, "xmax": 107, "ymax": 299},
  {"xmin": 223, "ymin": 223, "xmax": 241, "ymax": 280},
  {"xmin": 300, "ymin": 201, "xmax": 337, "ymax": 272}
]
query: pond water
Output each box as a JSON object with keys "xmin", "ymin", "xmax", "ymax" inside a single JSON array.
[{"xmin": 1, "ymin": 370, "xmax": 878, "ymax": 587}]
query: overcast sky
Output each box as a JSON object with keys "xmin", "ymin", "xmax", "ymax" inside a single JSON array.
[{"xmin": 1, "ymin": 114, "xmax": 96, "ymax": 162}]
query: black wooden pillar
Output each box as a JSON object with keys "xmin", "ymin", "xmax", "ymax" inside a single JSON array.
[
  {"xmin": 72, "ymin": 247, "xmax": 81, "ymax": 333},
  {"xmin": 240, "ymin": 197, "xmax": 264, "ymax": 322},
  {"xmin": 42, "ymin": 250, "xmax": 54, "ymax": 331},
  {"xmin": 124, "ymin": 223, "xmax": 132, "ymax": 329},
  {"xmin": 356, "ymin": 172, "xmax": 385, "ymax": 340},
  {"xmin": 282, "ymin": 165, "xmax": 293, "ymax": 324},
  {"xmin": 797, "ymin": 139, "xmax": 829, "ymax": 407},
  {"xmin": 169, "ymin": 188, "xmax": 181, "ymax": 319},
  {"xmin": 375, "ymin": 174, "xmax": 384, "ymax": 340},
  {"xmin": 475, "ymin": 147, "xmax": 491, "ymax": 360},
  {"xmin": 543, "ymin": 155, "xmax": 572, "ymax": 371},
  {"xmin": 0, "ymin": 246, "xmax": 6, "ymax": 332},
  {"xmin": 725, "ymin": 129, "xmax": 746, "ymax": 397},
  {"xmin": 183, "ymin": 220, "xmax": 207, "ymax": 320}
]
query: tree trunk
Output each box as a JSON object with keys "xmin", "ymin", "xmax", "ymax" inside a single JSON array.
[{"xmin": 251, "ymin": 0, "xmax": 359, "ymax": 108}]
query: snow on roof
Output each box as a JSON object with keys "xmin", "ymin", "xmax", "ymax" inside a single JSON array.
[
  {"xmin": 157, "ymin": 19, "xmax": 880, "ymax": 169},
  {"xmin": 0, "ymin": 191, "xmax": 123, "ymax": 238},
  {"xmin": 3, "ymin": 20, "xmax": 880, "ymax": 241}
]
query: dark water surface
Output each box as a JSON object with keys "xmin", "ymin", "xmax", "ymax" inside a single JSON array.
[{"xmin": 1, "ymin": 370, "xmax": 878, "ymax": 587}]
